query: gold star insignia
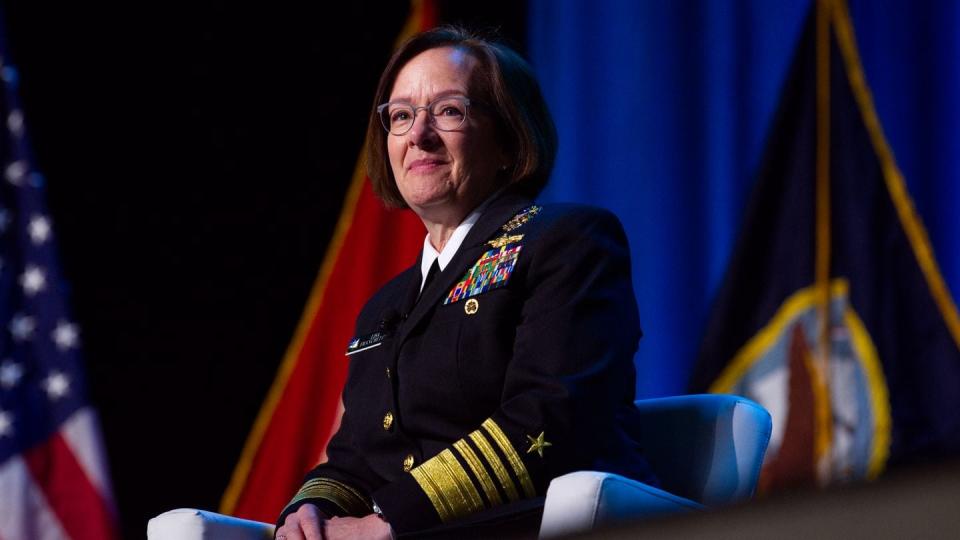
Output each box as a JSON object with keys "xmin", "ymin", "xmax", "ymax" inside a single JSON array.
[
  {"xmin": 486, "ymin": 234, "xmax": 524, "ymax": 249},
  {"xmin": 526, "ymin": 431, "xmax": 552, "ymax": 458}
]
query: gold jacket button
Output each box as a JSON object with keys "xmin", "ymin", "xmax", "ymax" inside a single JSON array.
[
  {"xmin": 465, "ymin": 298, "xmax": 479, "ymax": 315},
  {"xmin": 402, "ymin": 454, "xmax": 415, "ymax": 472},
  {"xmin": 382, "ymin": 412, "xmax": 394, "ymax": 430}
]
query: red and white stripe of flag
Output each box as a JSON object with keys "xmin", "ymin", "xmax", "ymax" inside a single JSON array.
[{"xmin": 0, "ymin": 409, "xmax": 118, "ymax": 540}]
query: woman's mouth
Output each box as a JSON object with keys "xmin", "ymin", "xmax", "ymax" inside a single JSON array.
[{"xmin": 407, "ymin": 158, "xmax": 447, "ymax": 173}]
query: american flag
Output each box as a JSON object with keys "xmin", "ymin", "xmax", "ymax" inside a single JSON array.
[{"xmin": 0, "ymin": 34, "xmax": 118, "ymax": 540}]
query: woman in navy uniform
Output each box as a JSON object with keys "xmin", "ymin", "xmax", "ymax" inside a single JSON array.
[{"xmin": 275, "ymin": 27, "xmax": 655, "ymax": 540}]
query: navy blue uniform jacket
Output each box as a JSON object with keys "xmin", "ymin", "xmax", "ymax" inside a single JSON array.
[{"xmin": 279, "ymin": 190, "xmax": 655, "ymax": 533}]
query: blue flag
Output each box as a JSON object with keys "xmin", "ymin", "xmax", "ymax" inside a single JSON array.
[{"xmin": 692, "ymin": 1, "xmax": 960, "ymax": 492}]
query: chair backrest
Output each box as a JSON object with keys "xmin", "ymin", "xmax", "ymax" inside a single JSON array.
[{"xmin": 632, "ymin": 394, "xmax": 772, "ymax": 506}]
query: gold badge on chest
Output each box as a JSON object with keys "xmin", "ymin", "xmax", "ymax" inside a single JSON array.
[{"xmin": 486, "ymin": 234, "xmax": 523, "ymax": 249}]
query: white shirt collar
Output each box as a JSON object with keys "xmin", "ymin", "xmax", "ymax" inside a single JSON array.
[{"xmin": 419, "ymin": 190, "xmax": 502, "ymax": 292}]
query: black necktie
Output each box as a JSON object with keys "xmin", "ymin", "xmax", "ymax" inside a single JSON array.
[{"xmin": 419, "ymin": 259, "xmax": 441, "ymax": 301}]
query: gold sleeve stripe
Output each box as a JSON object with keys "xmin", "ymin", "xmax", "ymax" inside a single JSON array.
[
  {"xmin": 411, "ymin": 449, "xmax": 484, "ymax": 522},
  {"xmin": 482, "ymin": 419, "xmax": 536, "ymax": 498},
  {"xmin": 454, "ymin": 439, "xmax": 503, "ymax": 506},
  {"xmin": 318, "ymin": 477, "xmax": 368, "ymax": 505},
  {"xmin": 304, "ymin": 479, "xmax": 365, "ymax": 510},
  {"xmin": 284, "ymin": 478, "xmax": 371, "ymax": 516},
  {"xmin": 437, "ymin": 449, "xmax": 485, "ymax": 516},
  {"xmin": 411, "ymin": 466, "xmax": 454, "ymax": 522},
  {"xmin": 290, "ymin": 478, "xmax": 369, "ymax": 515},
  {"xmin": 469, "ymin": 430, "xmax": 520, "ymax": 502}
]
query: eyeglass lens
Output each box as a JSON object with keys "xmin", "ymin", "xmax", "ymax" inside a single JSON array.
[{"xmin": 381, "ymin": 97, "xmax": 468, "ymax": 135}]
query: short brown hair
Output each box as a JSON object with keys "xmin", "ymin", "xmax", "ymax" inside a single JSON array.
[{"xmin": 365, "ymin": 26, "xmax": 558, "ymax": 208}]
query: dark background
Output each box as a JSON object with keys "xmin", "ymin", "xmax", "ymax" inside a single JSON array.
[{"xmin": 2, "ymin": 1, "xmax": 525, "ymax": 537}]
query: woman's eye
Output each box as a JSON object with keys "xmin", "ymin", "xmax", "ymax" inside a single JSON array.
[
  {"xmin": 438, "ymin": 106, "xmax": 464, "ymax": 117},
  {"xmin": 391, "ymin": 110, "xmax": 411, "ymax": 122}
]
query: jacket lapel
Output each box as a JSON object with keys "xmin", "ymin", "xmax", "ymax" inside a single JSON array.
[
  {"xmin": 394, "ymin": 192, "xmax": 532, "ymax": 346},
  {"xmin": 376, "ymin": 262, "xmax": 423, "ymax": 361}
]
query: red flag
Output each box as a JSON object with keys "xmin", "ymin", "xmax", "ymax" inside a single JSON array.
[{"xmin": 220, "ymin": 1, "xmax": 436, "ymax": 523}]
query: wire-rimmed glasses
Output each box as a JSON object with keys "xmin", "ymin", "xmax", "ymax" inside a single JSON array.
[{"xmin": 377, "ymin": 96, "xmax": 472, "ymax": 135}]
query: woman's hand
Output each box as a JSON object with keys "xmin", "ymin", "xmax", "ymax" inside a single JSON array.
[
  {"xmin": 275, "ymin": 505, "xmax": 392, "ymax": 540},
  {"xmin": 275, "ymin": 504, "xmax": 323, "ymax": 540},
  {"xmin": 323, "ymin": 515, "xmax": 393, "ymax": 540}
]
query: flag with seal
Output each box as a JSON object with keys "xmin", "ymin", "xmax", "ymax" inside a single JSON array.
[{"xmin": 691, "ymin": 0, "xmax": 960, "ymax": 492}]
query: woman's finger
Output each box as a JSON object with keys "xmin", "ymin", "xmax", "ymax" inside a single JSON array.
[
  {"xmin": 275, "ymin": 524, "xmax": 304, "ymax": 540},
  {"xmin": 294, "ymin": 504, "xmax": 324, "ymax": 540}
]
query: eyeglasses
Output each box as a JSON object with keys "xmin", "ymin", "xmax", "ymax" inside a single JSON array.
[{"xmin": 377, "ymin": 96, "xmax": 472, "ymax": 135}]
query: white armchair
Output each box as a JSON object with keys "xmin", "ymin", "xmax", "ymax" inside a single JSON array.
[{"xmin": 147, "ymin": 508, "xmax": 274, "ymax": 540}]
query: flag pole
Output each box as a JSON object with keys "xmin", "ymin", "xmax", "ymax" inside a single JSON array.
[{"xmin": 813, "ymin": 0, "xmax": 835, "ymax": 486}]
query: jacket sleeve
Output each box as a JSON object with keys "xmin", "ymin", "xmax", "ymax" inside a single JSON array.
[
  {"xmin": 275, "ymin": 424, "xmax": 379, "ymax": 528},
  {"xmin": 275, "ymin": 297, "xmax": 392, "ymax": 528},
  {"xmin": 372, "ymin": 209, "xmax": 647, "ymax": 534},
  {"xmin": 277, "ymin": 413, "xmax": 373, "ymax": 526}
]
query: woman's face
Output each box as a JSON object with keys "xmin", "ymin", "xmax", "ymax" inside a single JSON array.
[{"xmin": 387, "ymin": 46, "xmax": 506, "ymax": 223}]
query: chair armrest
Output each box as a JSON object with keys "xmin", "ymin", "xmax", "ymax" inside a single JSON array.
[
  {"xmin": 147, "ymin": 508, "xmax": 275, "ymax": 540},
  {"xmin": 538, "ymin": 471, "xmax": 705, "ymax": 539}
]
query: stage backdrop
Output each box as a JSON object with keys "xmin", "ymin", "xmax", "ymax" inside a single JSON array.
[{"xmin": 528, "ymin": 0, "xmax": 960, "ymax": 398}]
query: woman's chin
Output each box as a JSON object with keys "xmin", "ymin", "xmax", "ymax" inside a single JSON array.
[
  {"xmin": 408, "ymin": 195, "xmax": 453, "ymax": 213},
  {"xmin": 400, "ymin": 184, "xmax": 455, "ymax": 209},
  {"xmin": 407, "ymin": 194, "xmax": 473, "ymax": 223}
]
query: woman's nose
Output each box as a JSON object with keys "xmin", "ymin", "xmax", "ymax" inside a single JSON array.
[{"xmin": 407, "ymin": 110, "xmax": 439, "ymax": 148}]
